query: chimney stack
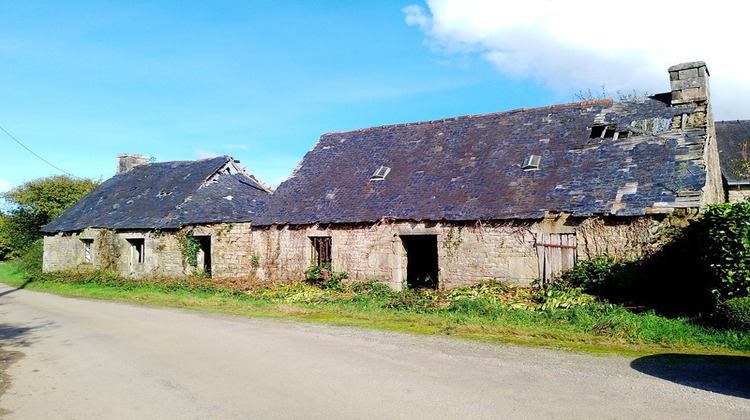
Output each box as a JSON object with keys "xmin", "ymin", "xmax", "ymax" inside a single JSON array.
[
  {"xmin": 117, "ymin": 153, "xmax": 150, "ymax": 174},
  {"xmin": 669, "ymin": 61, "xmax": 710, "ymax": 106}
]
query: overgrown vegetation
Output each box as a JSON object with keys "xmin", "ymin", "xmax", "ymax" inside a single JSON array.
[
  {"xmin": 702, "ymin": 201, "xmax": 750, "ymax": 301},
  {"xmin": 2, "ymin": 260, "xmax": 749, "ymax": 355},
  {"xmin": 304, "ymin": 263, "xmax": 350, "ymax": 289},
  {"xmin": 716, "ymin": 298, "xmax": 750, "ymax": 332}
]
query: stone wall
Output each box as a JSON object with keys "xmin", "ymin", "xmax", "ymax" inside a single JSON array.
[
  {"xmin": 43, "ymin": 214, "xmax": 681, "ymax": 289},
  {"xmin": 248, "ymin": 215, "xmax": 673, "ymax": 290},
  {"xmin": 43, "ymin": 224, "xmax": 257, "ymax": 279},
  {"xmin": 727, "ymin": 186, "xmax": 750, "ymax": 203}
]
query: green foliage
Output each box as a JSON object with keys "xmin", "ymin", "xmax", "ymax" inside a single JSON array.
[
  {"xmin": 555, "ymin": 254, "xmax": 619, "ymax": 289},
  {"xmin": 716, "ymin": 297, "xmax": 750, "ymax": 331},
  {"xmin": 535, "ymin": 288, "xmax": 598, "ymax": 311},
  {"xmin": 702, "ymin": 201, "xmax": 750, "ymax": 301},
  {"xmin": 552, "ymin": 254, "xmax": 640, "ymax": 304},
  {"xmin": 17, "ymin": 239, "xmax": 44, "ymax": 276},
  {"xmin": 3, "ymin": 175, "xmax": 98, "ymax": 221},
  {"xmin": 179, "ymin": 231, "xmax": 201, "ymax": 267},
  {"xmin": 0, "ymin": 176, "xmax": 98, "ymax": 259},
  {"xmin": 5, "ymin": 262, "xmax": 750, "ymax": 353},
  {"xmin": 304, "ymin": 263, "xmax": 349, "ymax": 290}
]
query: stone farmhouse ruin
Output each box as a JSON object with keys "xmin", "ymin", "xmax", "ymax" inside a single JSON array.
[{"xmin": 42, "ymin": 61, "xmax": 730, "ymax": 290}]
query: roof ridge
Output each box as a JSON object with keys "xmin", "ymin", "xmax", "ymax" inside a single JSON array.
[{"xmin": 321, "ymin": 99, "xmax": 614, "ymax": 136}]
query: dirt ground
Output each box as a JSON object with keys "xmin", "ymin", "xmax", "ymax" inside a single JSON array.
[{"xmin": 0, "ymin": 349, "xmax": 22, "ymax": 416}]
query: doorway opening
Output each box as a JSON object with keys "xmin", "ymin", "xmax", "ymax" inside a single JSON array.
[
  {"xmin": 401, "ymin": 235, "xmax": 438, "ymax": 289},
  {"xmin": 195, "ymin": 236, "xmax": 212, "ymax": 276}
]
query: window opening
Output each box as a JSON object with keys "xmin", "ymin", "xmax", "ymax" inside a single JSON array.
[
  {"xmin": 81, "ymin": 239, "xmax": 93, "ymax": 263},
  {"xmin": 311, "ymin": 237, "xmax": 332, "ymax": 266},
  {"xmin": 127, "ymin": 238, "xmax": 145, "ymax": 265},
  {"xmin": 370, "ymin": 165, "xmax": 391, "ymax": 180},
  {"xmin": 522, "ymin": 155, "xmax": 541, "ymax": 170},
  {"xmin": 401, "ymin": 235, "xmax": 438, "ymax": 289}
]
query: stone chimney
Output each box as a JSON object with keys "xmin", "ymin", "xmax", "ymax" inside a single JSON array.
[
  {"xmin": 668, "ymin": 61, "xmax": 724, "ymax": 205},
  {"xmin": 669, "ymin": 61, "xmax": 710, "ymax": 107},
  {"xmin": 117, "ymin": 153, "xmax": 150, "ymax": 174}
]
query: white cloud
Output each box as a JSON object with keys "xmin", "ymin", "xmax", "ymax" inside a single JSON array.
[
  {"xmin": 194, "ymin": 149, "xmax": 221, "ymax": 159},
  {"xmin": 405, "ymin": 0, "xmax": 749, "ymax": 119},
  {"xmin": 0, "ymin": 179, "xmax": 13, "ymax": 193}
]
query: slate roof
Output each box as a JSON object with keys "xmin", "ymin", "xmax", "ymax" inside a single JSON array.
[
  {"xmin": 716, "ymin": 120, "xmax": 750, "ymax": 185},
  {"xmin": 256, "ymin": 95, "xmax": 708, "ymax": 226},
  {"xmin": 42, "ymin": 156, "xmax": 270, "ymax": 233}
]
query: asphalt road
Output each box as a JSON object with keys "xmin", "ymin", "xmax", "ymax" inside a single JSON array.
[{"xmin": 1, "ymin": 283, "xmax": 749, "ymax": 419}]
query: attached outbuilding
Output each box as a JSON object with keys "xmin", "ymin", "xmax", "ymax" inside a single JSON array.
[{"xmin": 42, "ymin": 154, "xmax": 271, "ymax": 279}]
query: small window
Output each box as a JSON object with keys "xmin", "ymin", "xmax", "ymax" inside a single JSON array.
[
  {"xmin": 81, "ymin": 239, "xmax": 93, "ymax": 263},
  {"xmin": 522, "ymin": 155, "xmax": 541, "ymax": 170},
  {"xmin": 370, "ymin": 165, "xmax": 391, "ymax": 180},
  {"xmin": 128, "ymin": 238, "xmax": 145, "ymax": 264},
  {"xmin": 310, "ymin": 237, "xmax": 332, "ymax": 266}
]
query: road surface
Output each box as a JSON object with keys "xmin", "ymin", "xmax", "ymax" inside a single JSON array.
[{"xmin": 0, "ymin": 282, "xmax": 749, "ymax": 419}]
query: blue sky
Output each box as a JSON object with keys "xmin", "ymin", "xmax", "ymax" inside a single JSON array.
[{"xmin": 1, "ymin": 0, "xmax": 746, "ymax": 193}]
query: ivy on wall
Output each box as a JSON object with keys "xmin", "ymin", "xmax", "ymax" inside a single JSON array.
[{"xmin": 177, "ymin": 229, "xmax": 201, "ymax": 267}]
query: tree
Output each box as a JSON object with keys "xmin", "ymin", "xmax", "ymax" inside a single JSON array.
[{"xmin": 0, "ymin": 176, "xmax": 99, "ymax": 259}]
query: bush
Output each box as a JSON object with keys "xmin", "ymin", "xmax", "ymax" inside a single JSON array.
[
  {"xmin": 716, "ymin": 297, "xmax": 750, "ymax": 331},
  {"xmin": 17, "ymin": 239, "xmax": 44, "ymax": 276},
  {"xmin": 304, "ymin": 263, "xmax": 349, "ymax": 290},
  {"xmin": 702, "ymin": 201, "xmax": 750, "ymax": 301}
]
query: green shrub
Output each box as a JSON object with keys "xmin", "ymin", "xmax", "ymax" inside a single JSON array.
[
  {"xmin": 716, "ymin": 297, "xmax": 750, "ymax": 331},
  {"xmin": 702, "ymin": 201, "xmax": 750, "ymax": 301},
  {"xmin": 17, "ymin": 239, "xmax": 44, "ymax": 276},
  {"xmin": 304, "ymin": 263, "xmax": 349, "ymax": 290},
  {"xmin": 555, "ymin": 254, "xmax": 618, "ymax": 289}
]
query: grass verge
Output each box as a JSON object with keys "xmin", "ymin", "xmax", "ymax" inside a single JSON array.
[{"xmin": 1, "ymin": 263, "xmax": 748, "ymax": 357}]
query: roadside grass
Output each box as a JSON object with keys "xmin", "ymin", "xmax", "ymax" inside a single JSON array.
[{"xmin": 1, "ymin": 262, "xmax": 748, "ymax": 356}]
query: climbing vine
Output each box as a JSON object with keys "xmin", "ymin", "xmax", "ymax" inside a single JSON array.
[
  {"xmin": 177, "ymin": 230, "xmax": 201, "ymax": 267},
  {"xmin": 443, "ymin": 226, "xmax": 464, "ymax": 258}
]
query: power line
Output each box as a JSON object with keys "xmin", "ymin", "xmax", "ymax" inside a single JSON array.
[{"xmin": 0, "ymin": 124, "xmax": 76, "ymax": 177}]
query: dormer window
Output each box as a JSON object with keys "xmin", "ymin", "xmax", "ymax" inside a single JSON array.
[
  {"xmin": 371, "ymin": 165, "xmax": 391, "ymax": 180},
  {"xmin": 522, "ymin": 155, "xmax": 541, "ymax": 171}
]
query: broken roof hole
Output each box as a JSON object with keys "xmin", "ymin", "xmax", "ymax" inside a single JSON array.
[
  {"xmin": 522, "ymin": 155, "xmax": 541, "ymax": 170},
  {"xmin": 371, "ymin": 165, "xmax": 391, "ymax": 180},
  {"xmin": 590, "ymin": 124, "xmax": 617, "ymax": 139}
]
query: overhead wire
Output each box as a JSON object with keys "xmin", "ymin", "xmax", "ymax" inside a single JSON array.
[{"xmin": 0, "ymin": 124, "xmax": 76, "ymax": 177}]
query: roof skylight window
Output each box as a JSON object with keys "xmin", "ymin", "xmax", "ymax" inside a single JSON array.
[
  {"xmin": 370, "ymin": 165, "xmax": 391, "ymax": 180},
  {"xmin": 522, "ymin": 155, "xmax": 541, "ymax": 171}
]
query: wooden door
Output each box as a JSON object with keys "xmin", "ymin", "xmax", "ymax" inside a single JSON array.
[{"xmin": 536, "ymin": 233, "xmax": 577, "ymax": 286}]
